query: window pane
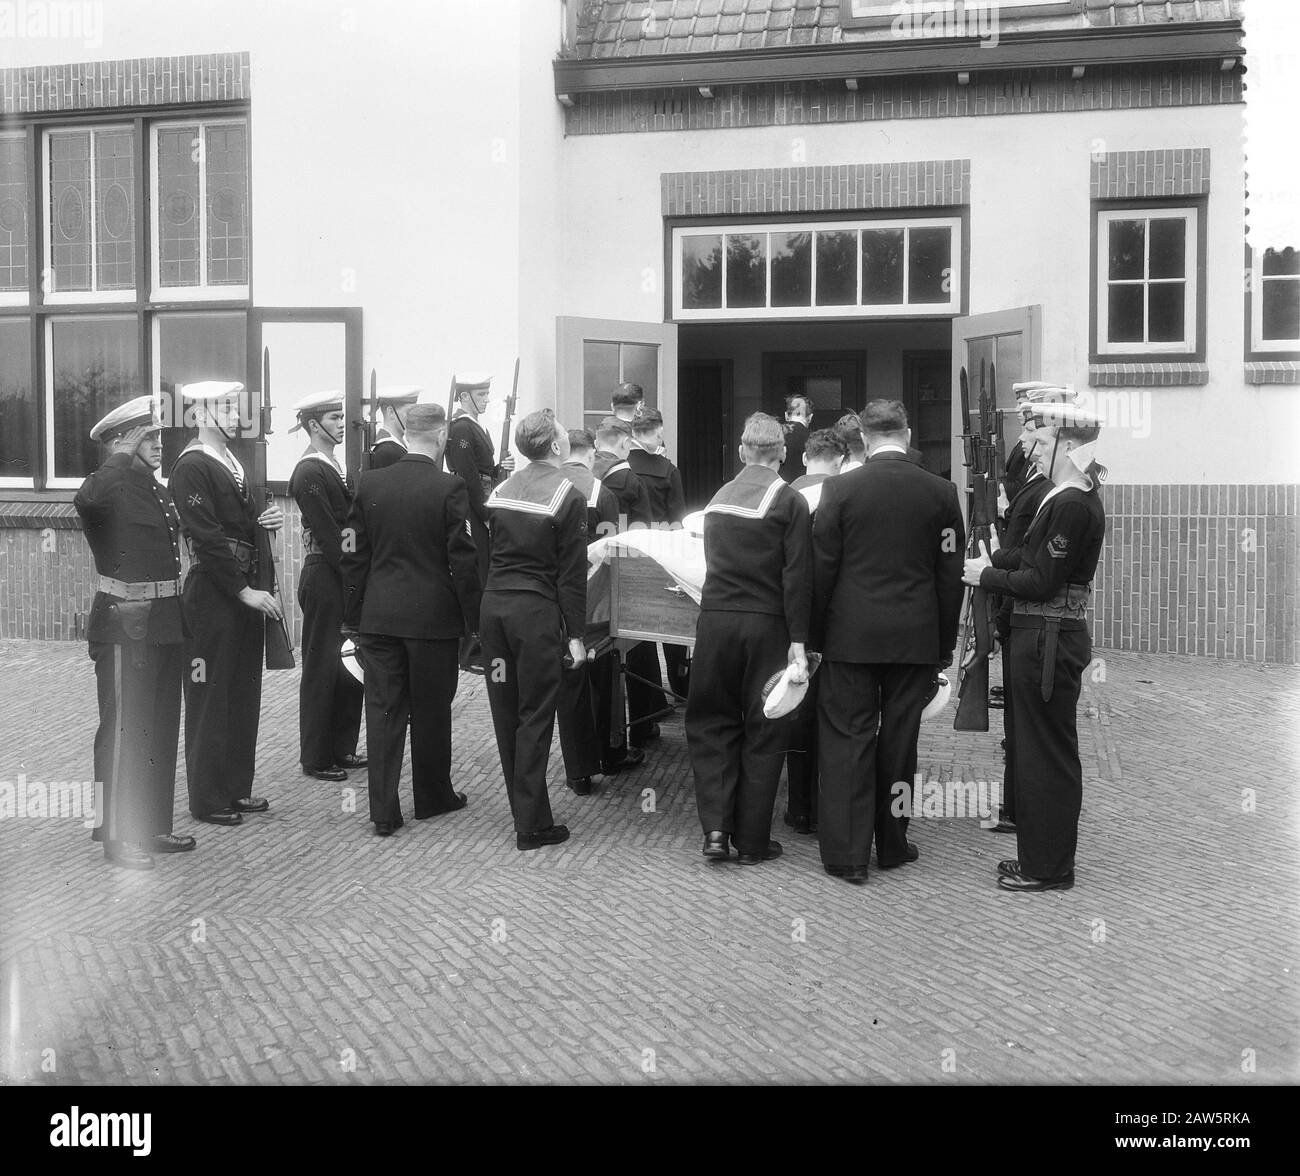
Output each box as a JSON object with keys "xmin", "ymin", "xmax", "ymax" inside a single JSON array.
[
  {"xmin": 815, "ymin": 230, "xmax": 856, "ymax": 306},
  {"xmin": 681, "ymin": 235, "xmax": 722, "ymax": 309},
  {"xmin": 1108, "ymin": 219, "xmax": 1145, "ymax": 281},
  {"xmin": 94, "ymin": 128, "xmax": 135, "ymax": 290},
  {"xmin": 51, "ymin": 317, "xmax": 139, "ymax": 480},
  {"xmin": 1107, "ymin": 285, "xmax": 1144, "ymax": 343},
  {"xmin": 992, "ymin": 332, "xmax": 1024, "ymax": 401},
  {"xmin": 0, "ymin": 321, "xmax": 33, "ymax": 478},
  {"xmin": 725, "ymin": 233, "xmax": 766, "ymax": 308},
  {"xmin": 157, "ymin": 312, "xmax": 247, "ymax": 473},
  {"xmin": 771, "ymin": 231, "xmax": 811, "ymax": 307},
  {"xmin": 1148, "ymin": 217, "xmax": 1185, "ymax": 280},
  {"xmin": 908, "ymin": 226, "xmax": 952, "ymax": 303},
  {"xmin": 49, "ymin": 131, "xmax": 92, "ymax": 293},
  {"xmin": 1262, "ymin": 247, "xmax": 1300, "ymax": 277},
  {"xmin": 1148, "ymin": 282, "xmax": 1185, "ymax": 343},
  {"xmin": 157, "ymin": 126, "xmax": 200, "ymax": 288},
  {"xmin": 1262, "ymin": 278, "xmax": 1300, "ymax": 341},
  {"xmin": 862, "ymin": 228, "xmax": 903, "ymax": 304},
  {"xmin": 206, "ymin": 123, "xmax": 249, "ymax": 286},
  {"xmin": 620, "ymin": 343, "xmax": 658, "ymax": 410},
  {"xmin": 0, "ymin": 134, "xmax": 29, "ymax": 293},
  {"xmin": 583, "ymin": 340, "xmax": 620, "ymax": 413}
]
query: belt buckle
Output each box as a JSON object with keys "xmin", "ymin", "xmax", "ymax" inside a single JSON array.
[{"xmin": 124, "ymin": 582, "xmax": 146, "ymax": 601}]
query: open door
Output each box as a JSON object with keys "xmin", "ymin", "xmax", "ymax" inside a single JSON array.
[
  {"xmin": 556, "ymin": 316, "xmax": 678, "ymax": 455},
  {"xmin": 950, "ymin": 305, "xmax": 1041, "ymax": 507}
]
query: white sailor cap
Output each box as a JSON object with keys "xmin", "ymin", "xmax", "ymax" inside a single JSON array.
[
  {"xmin": 1013, "ymin": 382, "xmax": 1077, "ymax": 412},
  {"xmin": 89, "ymin": 395, "xmax": 161, "ymax": 442},
  {"xmin": 453, "ymin": 371, "xmax": 493, "ymax": 393},
  {"xmin": 374, "ymin": 385, "xmax": 421, "ymax": 406},
  {"xmin": 1024, "ymin": 401, "xmax": 1102, "ymax": 430},
  {"xmin": 181, "ymin": 380, "xmax": 244, "ymax": 402},
  {"xmin": 289, "ymin": 390, "xmax": 344, "ymax": 431}
]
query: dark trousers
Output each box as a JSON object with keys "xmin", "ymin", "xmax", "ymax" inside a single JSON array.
[
  {"xmin": 664, "ymin": 642, "xmax": 691, "ymax": 698},
  {"xmin": 685, "ymin": 611, "xmax": 789, "ymax": 857},
  {"xmin": 817, "ymin": 661, "xmax": 933, "ymax": 868},
  {"xmin": 469, "ymin": 511, "xmax": 491, "ymax": 589},
  {"xmin": 359, "ymin": 633, "xmax": 459, "ymax": 824},
  {"xmin": 182, "ymin": 572, "xmax": 264, "ymax": 817},
  {"xmin": 1000, "ymin": 641, "xmax": 1018, "ymax": 822},
  {"xmin": 557, "ymin": 661, "xmax": 602, "ymax": 780},
  {"xmin": 588, "ymin": 643, "xmax": 621, "ymax": 759},
  {"xmin": 481, "ymin": 591, "xmax": 562, "ymax": 834},
  {"xmin": 627, "ymin": 641, "xmax": 665, "ymax": 746},
  {"xmin": 784, "ymin": 673, "xmax": 820, "ymax": 827},
  {"xmin": 297, "ymin": 561, "xmax": 363, "ymax": 770},
  {"xmin": 1008, "ymin": 623, "xmax": 1089, "ymax": 879},
  {"xmin": 90, "ymin": 641, "xmax": 183, "ymax": 845}
]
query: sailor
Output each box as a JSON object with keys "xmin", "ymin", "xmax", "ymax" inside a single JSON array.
[
  {"xmin": 169, "ymin": 381, "xmax": 283, "ymax": 826},
  {"xmin": 446, "ymin": 371, "xmax": 515, "ymax": 585},
  {"xmin": 688, "ymin": 413, "xmax": 811, "ymax": 865},
  {"xmin": 288, "ymin": 390, "xmax": 366, "ymax": 784},
  {"xmin": 610, "ymin": 381, "xmax": 644, "ymax": 424},
  {"xmin": 482, "ymin": 410, "xmax": 588, "ymax": 851},
  {"xmin": 778, "ymin": 394, "xmax": 813, "ymax": 483},
  {"xmin": 964, "ymin": 401, "xmax": 1107, "ymax": 892},
  {"xmin": 74, "ymin": 396, "xmax": 191, "ymax": 870},
  {"xmin": 368, "ymin": 385, "xmax": 421, "ymax": 470},
  {"xmin": 592, "ymin": 417, "xmax": 652, "ymax": 530},
  {"xmin": 982, "ymin": 382, "xmax": 1071, "ymax": 835},
  {"xmin": 783, "ymin": 427, "xmax": 847, "ymax": 834},
  {"xmin": 833, "ymin": 412, "xmax": 866, "ymax": 473}
]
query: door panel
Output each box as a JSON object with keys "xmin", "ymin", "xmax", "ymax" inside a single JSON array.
[
  {"xmin": 557, "ymin": 316, "xmax": 678, "ymax": 452},
  {"xmin": 678, "ymin": 360, "xmax": 732, "ymax": 509}
]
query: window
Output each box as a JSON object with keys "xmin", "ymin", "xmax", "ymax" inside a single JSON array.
[
  {"xmin": 1094, "ymin": 204, "xmax": 1201, "ymax": 358},
  {"xmin": 582, "ymin": 340, "xmax": 659, "ymax": 431},
  {"xmin": 151, "ymin": 119, "xmax": 250, "ymax": 298},
  {"xmin": 1250, "ymin": 246, "xmax": 1300, "ymax": 354},
  {"xmin": 0, "ymin": 132, "xmax": 30, "ymax": 306},
  {"xmin": 0, "ymin": 321, "xmax": 34, "ymax": 485},
  {"xmin": 671, "ymin": 216, "xmax": 962, "ymax": 321},
  {"xmin": 44, "ymin": 126, "xmax": 137, "ymax": 302}
]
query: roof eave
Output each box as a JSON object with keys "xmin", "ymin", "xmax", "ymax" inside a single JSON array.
[{"xmin": 555, "ymin": 20, "xmax": 1243, "ymax": 97}]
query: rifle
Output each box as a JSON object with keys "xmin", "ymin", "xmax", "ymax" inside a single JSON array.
[
  {"xmin": 253, "ymin": 345, "xmax": 295, "ymax": 669},
  {"xmin": 361, "ymin": 367, "xmax": 378, "ymax": 472},
  {"xmin": 952, "ymin": 358, "xmax": 998, "ymax": 731},
  {"xmin": 446, "ymin": 373, "xmax": 458, "ymax": 422},
  {"xmin": 498, "ymin": 357, "xmax": 519, "ymax": 475}
]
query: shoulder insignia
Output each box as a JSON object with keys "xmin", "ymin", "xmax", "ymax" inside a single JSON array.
[
  {"xmin": 1047, "ymin": 533, "xmax": 1070, "ymax": 559},
  {"xmin": 187, "ymin": 493, "xmax": 203, "ymax": 508}
]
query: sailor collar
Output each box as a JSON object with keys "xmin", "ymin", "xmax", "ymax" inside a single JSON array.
[
  {"xmin": 704, "ymin": 465, "xmax": 788, "ymax": 521},
  {"xmin": 487, "ymin": 463, "xmax": 573, "ymax": 518}
]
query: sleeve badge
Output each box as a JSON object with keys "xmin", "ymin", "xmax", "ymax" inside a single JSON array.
[{"xmin": 1047, "ymin": 533, "xmax": 1070, "ymax": 559}]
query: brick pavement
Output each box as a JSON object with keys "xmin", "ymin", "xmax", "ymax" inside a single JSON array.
[{"xmin": 0, "ymin": 639, "xmax": 1296, "ymax": 1085}]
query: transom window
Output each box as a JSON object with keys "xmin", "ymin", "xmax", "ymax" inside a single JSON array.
[
  {"xmin": 1095, "ymin": 206, "xmax": 1199, "ymax": 355},
  {"xmin": 1251, "ymin": 246, "xmax": 1300, "ymax": 353},
  {"xmin": 671, "ymin": 216, "xmax": 962, "ymax": 321}
]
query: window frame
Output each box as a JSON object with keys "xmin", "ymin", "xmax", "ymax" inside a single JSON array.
[
  {"xmin": 1090, "ymin": 197, "xmax": 1206, "ymax": 363},
  {"xmin": 1247, "ymin": 243, "xmax": 1300, "ymax": 358},
  {"xmin": 668, "ymin": 211, "xmax": 966, "ymax": 323},
  {"xmin": 0, "ymin": 129, "xmax": 32, "ymax": 308},
  {"xmin": 150, "ymin": 117, "xmax": 251, "ymax": 303}
]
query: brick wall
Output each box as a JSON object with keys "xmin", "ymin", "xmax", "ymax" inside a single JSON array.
[
  {"xmin": 1, "ymin": 53, "xmax": 251, "ymax": 114},
  {"xmin": 1090, "ymin": 148, "xmax": 1211, "ymax": 199},
  {"xmin": 566, "ymin": 61, "xmax": 1241, "ymax": 136},
  {"xmin": 5, "ymin": 486, "xmax": 1298, "ymax": 665}
]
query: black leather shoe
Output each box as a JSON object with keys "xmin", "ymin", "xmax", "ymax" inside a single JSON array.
[
  {"xmin": 303, "ymin": 765, "xmax": 347, "ymax": 782},
  {"xmin": 232, "ymin": 797, "xmax": 269, "ymax": 813},
  {"xmin": 998, "ymin": 858, "xmax": 1021, "ymax": 876},
  {"xmin": 336, "ymin": 752, "xmax": 368, "ymax": 769},
  {"xmin": 878, "ymin": 842, "xmax": 919, "ymax": 869},
  {"xmin": 416, "ymin": 793, "xmax": 468, "ymax": 818},
  {"xmin": 152, "ymin": 833, "xmax": 196, "ymax": 853},
  {"xmin": 517, "ymin": 824, "xmax": 570, "ymax": 851},
  {"xmin": 998, "ymin": 870, "xmax": 1075, "ymax": 892},
  {"xmin": 702, "ymin": 830, "xmax": 730, "ymax": 859},
  {"xmin": 736, "ymin": 839, "xmax": 783, "ymax": 865},
  {"xmin": 566, "ymin": 776, "xmax": 594, "ymax": 795},
  {"xmin": 783, "ymin": 811, "xmax": 812, "ymax": 834},
  {"xmin": 194, "ymin": 809, "xmax": 242, "ymax": 826},
  {"xmin": 105, "ymin": 842, "xmax": 155, "ymax": 870},
  {"xmin": 374, "ymin": 821, "xmax": 396, "ymax": 837},
  {"xmin": 825, "ymin": 864, "xmax": 868, "ymax": 885},
  {"xmin": 602, "ymin": 746, "xmax": 646, "ymax": 773}
]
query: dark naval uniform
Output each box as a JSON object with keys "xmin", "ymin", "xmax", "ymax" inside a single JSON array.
[
  {"xmin": 625, "ymin": 445, "xmax": 690, "ymax": 733},
  {"xmin": 289, "ymin": 452, "xmax": 363, "ymax": 773},
  {"xmin": 170, "ymin": 444, "xmax": 266, "ymax": 818},
  {"xmin": 993, "ymin": 466, "xmax": 1052, "ymax": 826},
  {"xmin": 482, "ymin": 463, "xmax": 588, "ymax": 834},
  {"xmin": 74, "ymin": 454, "xmax": 186, "ymax": 847},
  {"xmin": 592, "ymin": 451, "xmax": 652, "ymax": 529},
  {"xmin": 686, "ymin": 465, "xmax": 812, "ymax": 857},
  {"xmin": 368, "ymin": 428, "xmax": 407, "ymax": 470},
  {"xmin": 778, "ymin": 420, "xmax": 809, "ymax": 483},
  {"xmin": 446, "ymin": 410, "xmax": 505, "ymax": 585},
  {"xmin": 556, "ymin": 462, "xmax": 619, "ymax": 782},
  {"xmin": 979, "ymin": 483, "xmax": 1106, "ymax": 881}
]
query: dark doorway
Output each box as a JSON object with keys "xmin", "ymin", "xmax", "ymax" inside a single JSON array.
[
  {"xmin": 901, "ymin": 350, "xmax": 952, "ymax": 479},
  {"xmin": 677, "ymin": 360, "xmax": 732, "ymax": 508},
  {"xmin": 762, "ymin": 350, "xmax": 867, "ymax": 425}
]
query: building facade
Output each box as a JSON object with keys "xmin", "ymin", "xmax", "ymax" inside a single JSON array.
[{"xmin": 1, "ymin": 0, "xmax": 1295, "ymax": 662}]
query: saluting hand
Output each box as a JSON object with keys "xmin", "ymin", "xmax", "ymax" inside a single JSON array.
[
  {"xmin": 257, "ymin": 504, "xmax": 284, "ymax": 531},
  {"xmin": 109, "ymin": 425, "xmax": 151, "ymax": 456},
  {"xmin": 963, "ymin": 539, "xmax": 993, "ymax": 586}
]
